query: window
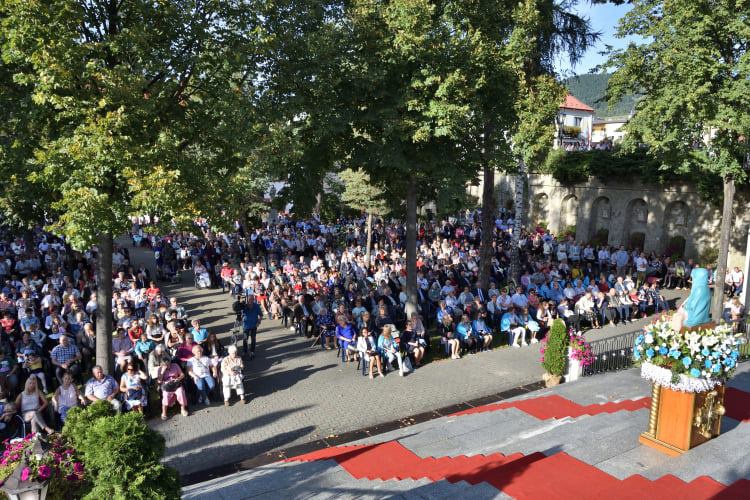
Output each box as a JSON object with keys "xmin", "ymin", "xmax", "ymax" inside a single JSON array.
[{"xmin": 574, "ymin": 117, "xmax": 582, "ymax": 127}]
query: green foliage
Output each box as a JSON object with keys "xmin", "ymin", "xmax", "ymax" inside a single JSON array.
[
  {"xmin": 563, "ymin": 73, "xmax": 637, "ymax": 117},
  {"xmin": 63, "ymin": 402, "xmax": 179, "ymax": 500},
  {"xmin": 700, "ymin": 246, "xmax": 719, "ymax": 267},
  {"xmin": 339, "ymin": 168, "xmax": 391, "ymax": 216},
  {"xmin": 542, "ymin": 319, "xmax": 569, "ymax": 376}
]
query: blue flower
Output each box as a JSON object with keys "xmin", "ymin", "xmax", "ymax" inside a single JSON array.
[
  {"xmin": 636, "ymin": 335, "xmax": 645, "ymax": 346},
  {"xmin": 682, "ymin": 356, "xmax": 692, "ymax": 368},
  {"xmin": 690, "ymin": 368, "xmax": 701, "ymax": 377},
  {"xmin": 701, "ymin": 347, "xmax": 710, "ymax": 356},
  {"xmin": 705, "ymin": 359, "xmax": 713, "ymax": 369},
  {"xmin": 659, "ymin": 347, "xmax": 668, "ymax": 355},
  {"xmin": 723, "ymin": 358, "xmax": 736, "ymax": 369},
  {"xmin": 669, "ymin": 350, "xmax": 680, "ymax": 359},
  {"xmin": 634, "ymin": 349, "xmax": 641, "ymax": 361},
  {"xmin": 712, "ymin": 364, "xmax": 721, "ymax": 374},
  {"xmin": 646, "ymin": 348, "xmax": 655, "ymax": 358}
]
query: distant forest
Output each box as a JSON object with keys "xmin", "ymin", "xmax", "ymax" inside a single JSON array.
[{"xmin": 563, "ymin": 74, "xmax": 638, "ymax": 118}]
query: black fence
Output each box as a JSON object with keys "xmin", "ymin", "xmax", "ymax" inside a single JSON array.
[{"xmin": 582, "ymin": 330, "xmax": 640, "ymax": 377}]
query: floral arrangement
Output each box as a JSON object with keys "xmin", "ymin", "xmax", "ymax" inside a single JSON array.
[
  {"xmin": 634, "ymin": 316, "xmax": 744, "ymax": 392},
  {"xmin": 568, "ymin": 330, "xmax": 594, "ymax": 367},
  {"xmin": 0, "ymin": 433, "xmax": 85, "ymax": 493}
]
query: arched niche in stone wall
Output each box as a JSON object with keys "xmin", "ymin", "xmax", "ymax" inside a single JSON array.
[
  {"xmin": 663, "ymin": 200, "xmax": 690, "ymax": 257},
  {"xmin": 589, "ymin": 196, "xmax": 611, "ymax": 245},
  {"xmin": 532, "ymin": 193, "xmax": 549, "ymax": 226},
  {"xmin": 561, "ymin": 194, "xmax": 579, "ymax": 231},
  {"xmin": 623, "ymin": 198, "xmax": 649, "ymax": 250}
]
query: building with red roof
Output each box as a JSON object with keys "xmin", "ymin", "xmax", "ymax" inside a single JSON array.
[{"xmin": 555, "ymin": 94, "xmax": 595, "ymax": 151}]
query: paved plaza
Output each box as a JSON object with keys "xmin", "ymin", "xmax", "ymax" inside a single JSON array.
[
  {"xmin": 182, "ymin": 363, "xmax": 750, "ymax": 499},
  {"xmin": 123, "ymin": 243, "xmax": 688, "ymax": 478}
]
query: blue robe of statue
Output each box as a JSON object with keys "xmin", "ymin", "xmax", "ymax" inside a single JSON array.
[{"xmin": 682, "ymin": 268, "xmax": 711, "ymax": 327}]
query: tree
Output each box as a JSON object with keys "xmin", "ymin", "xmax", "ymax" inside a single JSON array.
[
  {"xmin": 339, "ymin": 168, "xmax": 390, "ymax": 265},
  {"xmin": 0, "ymin": 0, "xmax": 264, "ymax": 374},
  {"xmin": 606, "ymin": 0, "xmax": 750, "ymax": 321},
  {"xmin": 343, "ymin": 0, "xmax": 479, "ymax": 317}
]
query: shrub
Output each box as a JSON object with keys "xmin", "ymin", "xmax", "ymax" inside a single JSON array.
[
  {"xmin": 700, "ymin": 246, "xmax": 719, "ymax": 266},
  {"xmin": 541, "ymin": 319, "xmax": 569, "ymax": 376},
  {"xmin": 63, "ymin": 403, "xmax": 180, "ymax": 500}
]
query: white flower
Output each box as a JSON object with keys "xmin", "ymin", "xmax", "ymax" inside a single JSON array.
[{"xmin": 645, "ymin": 334, "xmax": 654, "ymax": 344}]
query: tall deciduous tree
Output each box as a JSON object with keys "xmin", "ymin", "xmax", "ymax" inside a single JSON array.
[
  {"xmin": 344, "ymin": 0, "xmax": 478, "ymax": 317},
  {"xmin": 606, "ymin": 0, "xmax": 750, "ymax": 320},
  {"xmin": 0, "ymin": 0, "xmax": 264, "ymax": 374}
]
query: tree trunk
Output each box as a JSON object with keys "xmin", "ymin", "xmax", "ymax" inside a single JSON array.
[
  {"xmin": 710, "ymin": 175, "xmax": 735, "ymax": 321},
  {"xmin": 509, "ymin": 158, "xmax": 527, "ymax": 284},
  {"xmin": 405, "ymin": 179, "xmax": 418, "ymax": 318},
  {"xmin": 96, "ymin": 232, "xmax": 114, "ymax": 375},
  {"xmin": 365, "ymin": 211, "xmax": 373, "ymax": 269},
  {"xmin": 478, "ymin": 163, "xmax": 496, "ymax": 289}
]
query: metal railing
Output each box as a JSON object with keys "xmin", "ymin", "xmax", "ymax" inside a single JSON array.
[
  {"xmin": 582, "ymin": 330, "xmax": 640, "ymax": 377},
  {"xmin": 582, "ymin": 321, "xmax": 750, "ymax": 378}
]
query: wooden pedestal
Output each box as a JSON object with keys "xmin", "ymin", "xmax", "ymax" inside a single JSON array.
[{"xmin": 639, "ymin": 384, "xmax": 726, "ymax": 456}]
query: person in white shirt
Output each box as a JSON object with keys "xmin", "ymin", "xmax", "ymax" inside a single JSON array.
[
  {"xmin": 634, "ymin": 253, "xmax": 648, "ymax": 288},
  {"xmin": 730, "ymin": 267, "xmax": 744, "ymax": 297}
]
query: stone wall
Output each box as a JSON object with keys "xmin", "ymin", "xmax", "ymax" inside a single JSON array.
[{"xmin": 488, "ymin": 173, "xmax": 747, "ymax": 268}]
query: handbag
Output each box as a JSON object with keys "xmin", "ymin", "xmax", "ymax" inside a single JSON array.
[{"xmin": 163, "ymin": 378, "xmax": 182, "ymax": 392}]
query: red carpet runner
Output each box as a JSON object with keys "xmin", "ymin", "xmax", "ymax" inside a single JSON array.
[
  {"xmin": 451, "ymin": 387, "xmax": 750, "ymax": 422},
  {"xmin": 286, "ymin": 441, "xmax": 750, "ymax": 499}
]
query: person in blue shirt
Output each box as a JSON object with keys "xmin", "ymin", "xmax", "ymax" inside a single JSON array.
[
  {"xmin": 455, "ymin": 315, "xmax": 477, "ymax": 353},
  {"xmin": 240, "ymin": 294, "xmax": 263, "ymax": 358},
  {"xmin": 315, "ymin": 307, "xmax": 336, "ymax": 350},
  {"xmin": 190, "ymin": 319, "xmax": 209, "ymax": 345},
  {"xmin": 335, "ymin": 317, "xmax": 357, "ymax": 362}
]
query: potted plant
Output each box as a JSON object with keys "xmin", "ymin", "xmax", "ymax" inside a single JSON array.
[
  {"xmin": 0, "ymin": 433, "xmax": 85, "ymax": 500},
  {"xmin": 567, "ymin": 330, "xmax": 594, "ymax": 382},
  {"xmin": 540, "ymin": 319, "xmax": 568, "ymax": 387}
]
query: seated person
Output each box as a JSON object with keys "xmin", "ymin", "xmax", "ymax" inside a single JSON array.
[
  {"xmin": 120, "ymin": 361, "xmax": 148, "ymax": 413},
  {"xmin": 50, "ymin": 334, "xmax": 82, "ymax": 384},
  {"xmin": 111, "ymin": 327, "xmax": 134, "ymax": 373},
  {"xmin": 0, "ymin": 349, "xmax": 19, "ymax": 396},
  {"xmin": 156, "ymin": 355, "xmax": 188, "ymax": 420},
  {"xmin": 189, "ymin": 319, "xmax": 209, "ymax": 345},
  {"xmin": 315, "ymin": 307, "xmax": 336, "ymax": 350},
  {"xmin": 455, "ymin": 315, "xmax": 477, "ymax": 353},
  {"xmin": 401, "ymin": 319, "xmax": 426, "ymax": 367},
  {"xmin": 356, "ymin": 326, "xmax": 383, "ymax": 378},
  {"xmin": 175, "ymin": 332, "xmax": 198, "ymax": 363},
  {"xmin": 84, "ymin": 365, "xmax": 121, "ymax": 413},
  {"xmin": 471, "ymin": 313, "xmax": 493, "ymax": 351},
  {"xmin": 220, "ymin": 345, "xmax": 246, "ymax": 405},
  {"xmin": 440, "ymin": 315, "xmax": 460, "ymax": 359},
  {"xmin": 377, "ymin": 325, "xmax": 404, "ymax": 376},
  {"xmin": 53, "ymin": 370, "xmax": 85, "ymax": 423},
  {"xmin": 335, "ymin": 317, "xmax": 357, "ymax": 362},
  {"xmin": 518, "ymin": 307, "xmax": 541, "ymax": 344},
  {"xmin": 187, "ymin": 344, "xmax": 215, "ymax": 405}
]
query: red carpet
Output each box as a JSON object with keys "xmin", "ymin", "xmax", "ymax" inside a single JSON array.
[
  {"xmin": 286, "ymin": 441, "xmax": 750, "ymax": 499},
  {"xmin": 451, "ymin": 387, "xmax": 750, "ymax": 422},
  {"xmin": 724, "ymin": 388, "xmax": 750, "ymax": 422},
  {"xmin": 450, "ymin": 394, "xmax": 651, "ymax": 418}
]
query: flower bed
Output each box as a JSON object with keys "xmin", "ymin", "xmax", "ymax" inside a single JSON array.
[{"xmin": 634, "ymin": 317, "xmax": 744, "ymax": 392}]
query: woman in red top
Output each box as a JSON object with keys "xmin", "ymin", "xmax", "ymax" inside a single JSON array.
[{"xmin": 146, "ymin": 281, "xmax": 161, "ymax": 302}]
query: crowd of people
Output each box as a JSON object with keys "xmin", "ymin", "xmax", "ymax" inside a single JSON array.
[{"xmin": 0, "ymin": 208, "xmax": 744, "ymax": 437}]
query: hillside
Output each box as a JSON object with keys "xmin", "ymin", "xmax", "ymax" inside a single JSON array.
[{"xmin": 563, "ymin": 74, "xmax": 637, "ymax": 118}]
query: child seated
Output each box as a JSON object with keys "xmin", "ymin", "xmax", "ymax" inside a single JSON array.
[{"xmin": 23, "ymin": 351, "xmax": 49, "ymax": 393}]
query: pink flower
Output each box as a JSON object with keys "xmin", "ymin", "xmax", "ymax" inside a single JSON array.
[
  {"xmin": 65, "ymin": 473, "xmax": 78, "ymax": 482},
  {"xmin": 37, "ymin": 465, "xmax": 51, "ymax": 480},
  {"xmin": 73, "ymin": 462, "xmax": 84, "ymax": 474},
  {"xmin": 20, "ymin": 467, "xmax": 30, "ymax": 482}
]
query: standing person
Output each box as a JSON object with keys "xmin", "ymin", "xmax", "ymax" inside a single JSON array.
[
  {"xmin": 292, "ymin": 295, "xmax": 313, "ymax": 337},
  {"xmin": 240, "ymin": 294, "xmax": 262, "ymax": 358},
  {"xmin": 15, "ymin": 377, "xmax": 54, "ymax": 435},
  {"xmin": 220, "ymin": 345, "xmax": 247, "ymax": 405}
]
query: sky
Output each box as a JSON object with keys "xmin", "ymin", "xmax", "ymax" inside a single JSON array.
[{"xmin": 555, "ymin": 2, "xmax": 637, "ymax": 77}]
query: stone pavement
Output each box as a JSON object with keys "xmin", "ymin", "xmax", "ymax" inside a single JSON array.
[
  {"xmin": 182, "ymin": 362, "xmax": 750, "ymax": 499},
  {"xmin": 121, "ymin": 241, "xmax": 687, "ymax": 477}
]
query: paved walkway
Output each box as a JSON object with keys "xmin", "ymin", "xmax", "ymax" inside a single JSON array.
[{"xmin": 121, "ymin": 241, "xmax": 687, "ymax": 476}]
